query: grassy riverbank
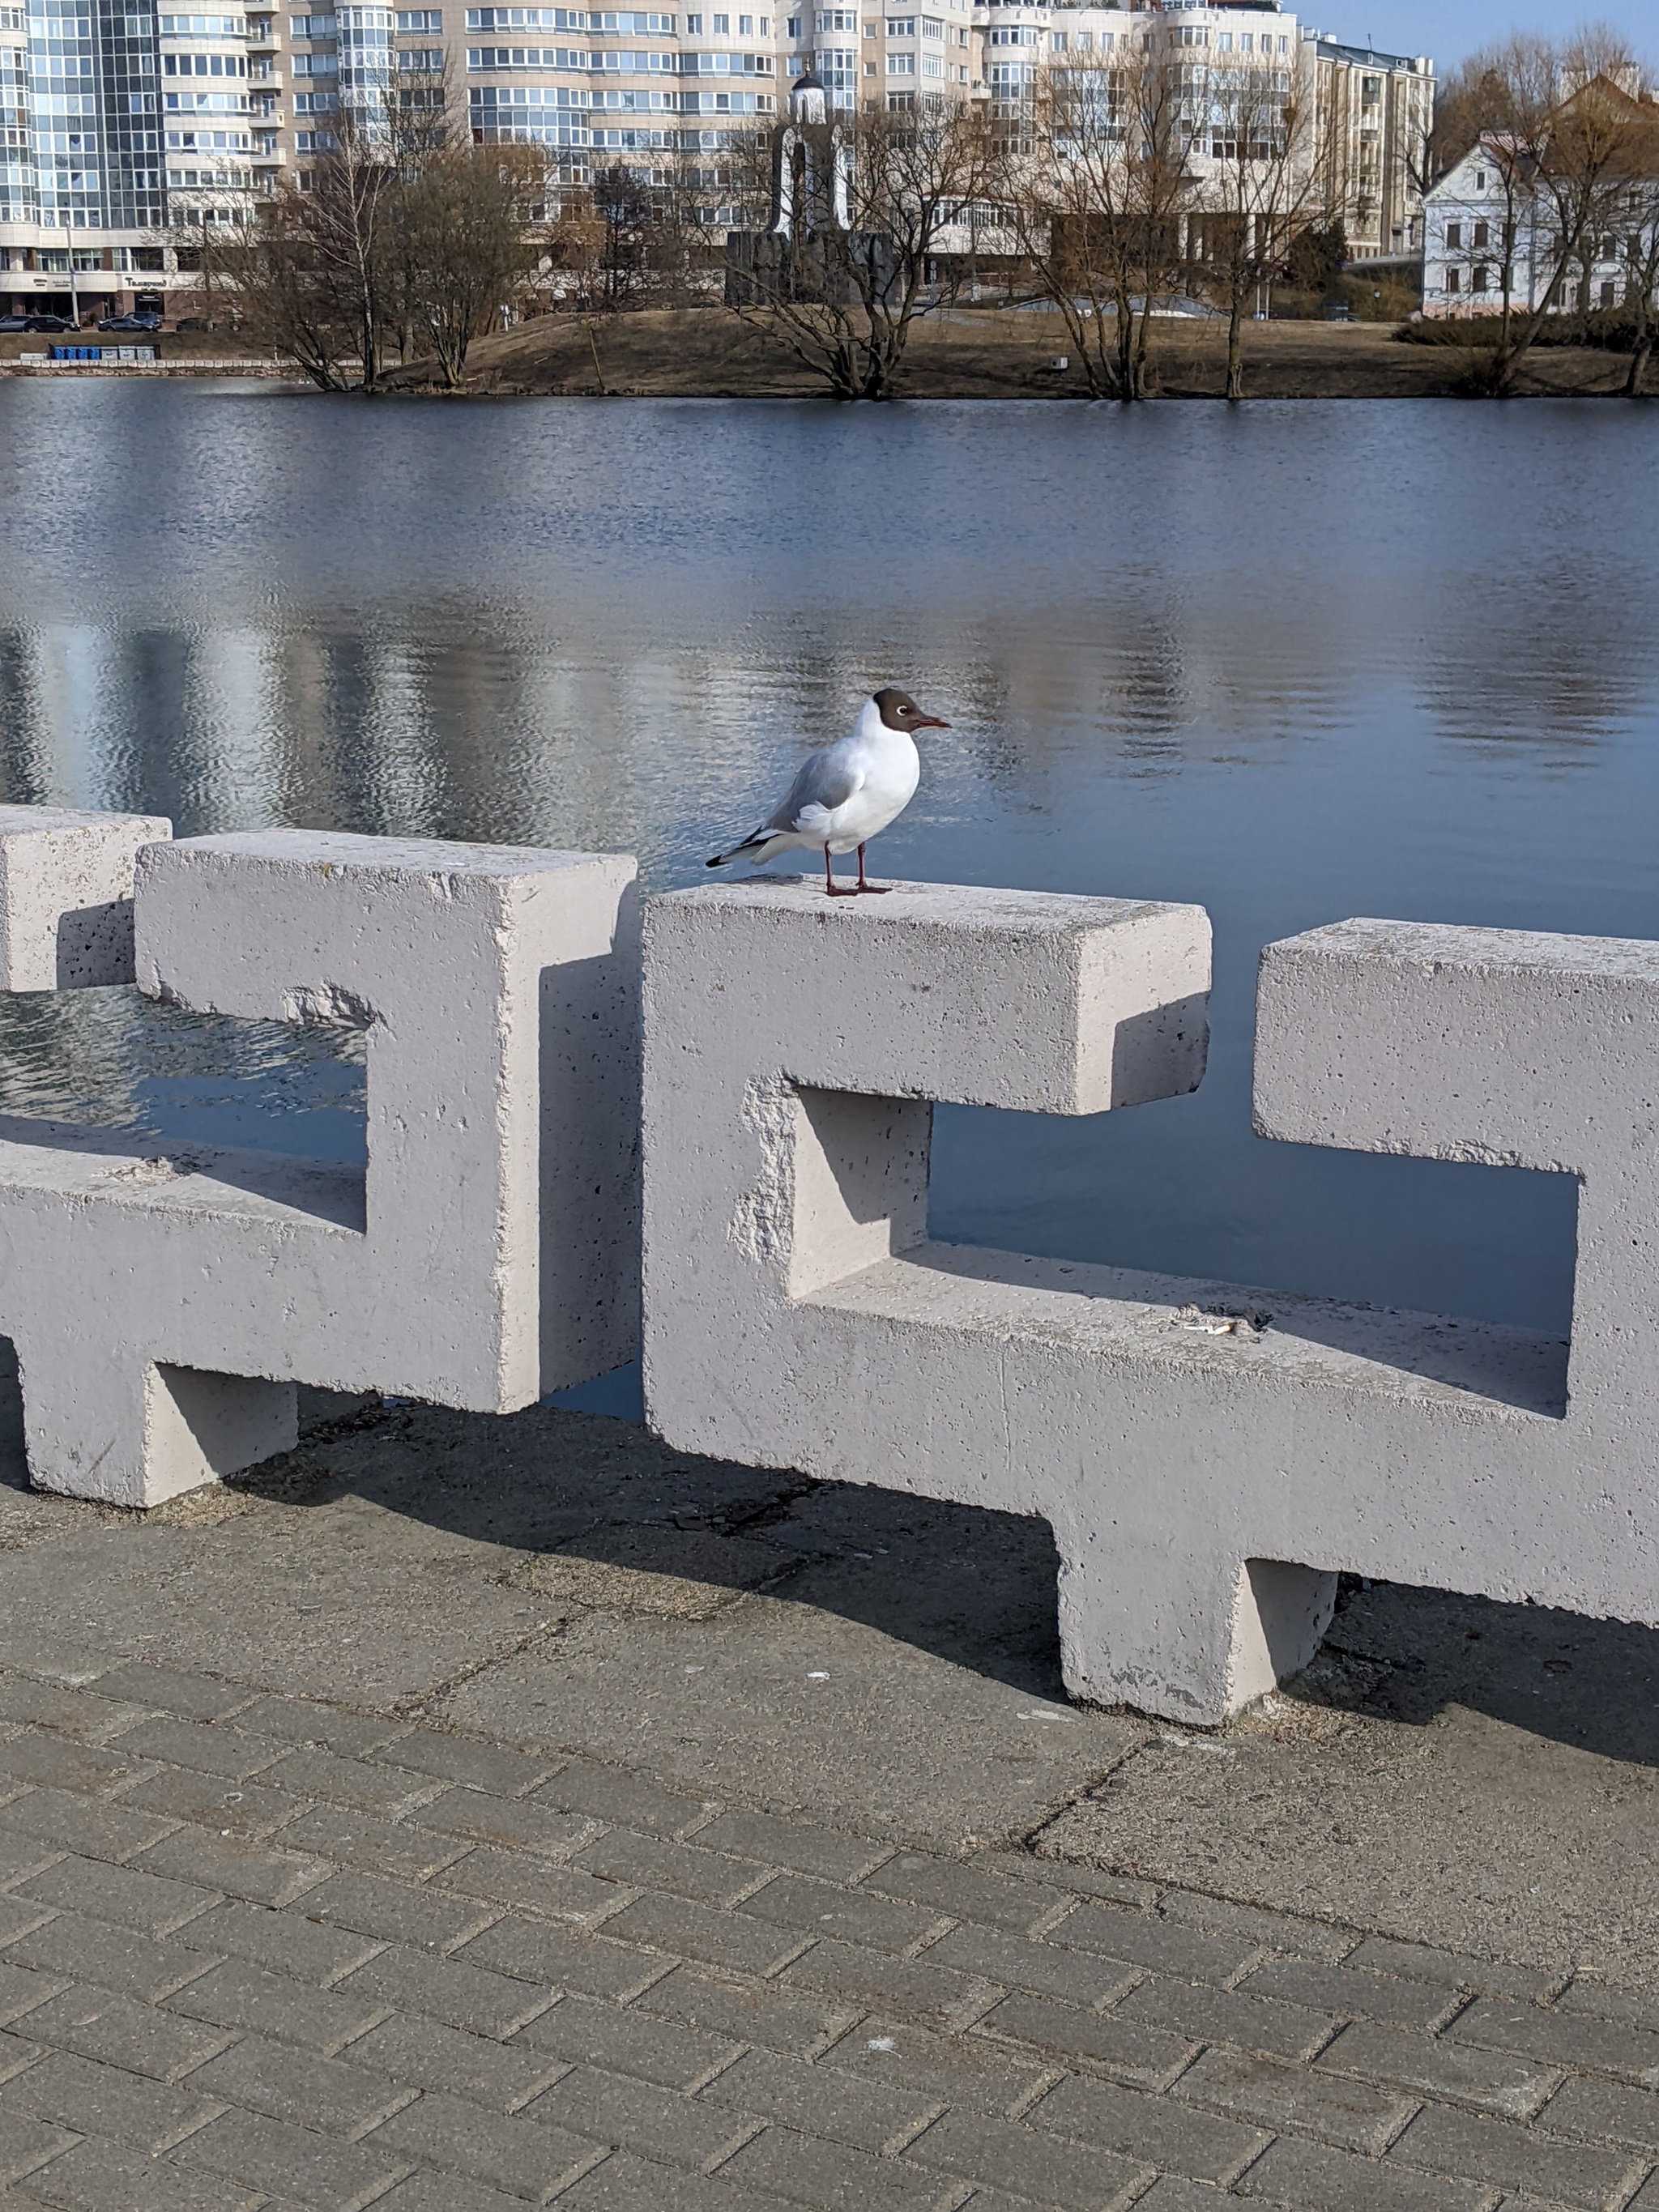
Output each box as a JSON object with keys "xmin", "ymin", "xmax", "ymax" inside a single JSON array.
[
  {"xmin": 3, "ymin": 309, "xmax": 1638, "ymax": 395},
  {"xmin": 409, "ymin": 306, "xmax": 1636, "ymax": 400}
]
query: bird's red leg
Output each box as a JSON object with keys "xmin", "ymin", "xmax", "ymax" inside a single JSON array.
[
  {"xmin": 825, "ymin": 846, "xmax": 855, "ymax": 897},
  {"xmin": 856, "ymin": 843, "xmax": 890, "ymax": 893}
]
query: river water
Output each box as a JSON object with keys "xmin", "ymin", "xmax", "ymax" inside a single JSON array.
[{"xmin": 2, "ymin": 378, "xmax": 1656, "ymax": 1404}]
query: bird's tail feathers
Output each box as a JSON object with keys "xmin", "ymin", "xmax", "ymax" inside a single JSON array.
[{"xmin": 706, "ymin": 829, "xmax": 778, "ymax": 870}]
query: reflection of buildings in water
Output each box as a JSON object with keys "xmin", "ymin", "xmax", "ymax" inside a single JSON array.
[{"xmin": 1422, "ymin": 579, "xmax": 1652, "ymax": 757}]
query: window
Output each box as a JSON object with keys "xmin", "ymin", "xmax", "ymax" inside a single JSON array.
[
  {"xmin": 920, "ymin": 11, "xmax": 939, "ymax": 30},
  {"xmin": 394, "ymin": 6, "xmax": 439, "ymax": 20},
  {"xmin": 1276, "ymin": 34, "xmax": 1286, "ymax": 50},
  {"xmin": 1049, "ymin": 30, "xmax": 1063, "ymax": 49},
  {"xmin": 737, "ymin": 8, "xmax": 749, "ymax": 25},
  {"xmin": 1444, "ymin": 221, "xmax": 1461, "ymax": 249},
  {"xmin": 884, "ymin": 15, "xmax": 911, "ymax": 32},
  {"xmin": 885, "ymin": 83, "xmax": 909, "ymax": 104},
  {"xmin": 1601, "ymin": 279, "xmax": 1616, "ymax": 309},
  {"xmin": 1444, "ymin": 265, "xmax": 1460, "ymax": 293},
  {"xmin": 1473, "ymin": 169, "xmax": 1485, "ymax": 190},
  {"xmin": 785, "ymin": 11, "xmax": 797, "ymax": 30},
  {"xmin": 1075, "ymin": 29, "xmax": 1088, "ymax": 47},
  {"xmin": 711, "ymin": 10, "xmax": 725, "ymax": 26},
  {"xmin": 920, "ymin": 49, "xmax": 937, "ymax": 70},
  {"xmin": 1361, "ymin": 72, "xmax": 1380, "ymax": 98},
  {"xmin": 1239, "ymin": 31, "xmax": 1251, "ymax": 49},
  {"xmin": 1471, "ymin": 219, "xmax": 1487, "ymax": 248},
  {"xmin": 1215, "ymin": 30, "xmax": 1229, "ymax": 49},
  {"xmin": 1472, "ymin": 263, "xmax": 1488, "ymax": 292},
  {"xmin": 885, "ymin": 47, "xmax": 911, "ymax": 69},
  {"xmin": 684, "ymin": 9, "xmax": 699, "ymax": 24},
  {"xmin": 397, "ymin": 45, "xmax": 440, "ymax": 64}
]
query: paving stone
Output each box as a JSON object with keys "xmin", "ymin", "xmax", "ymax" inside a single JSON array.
[
  {"xmin": 905, "ymin": 2108, "xmax": 1149, "ymax": 2210},
  {"xmin": 0, "ymin": 1739, "xmax": 146, "ymax": 1797},
  {"xmin": 259, "ymin": 1753, "xmax": 438, "ymax": 1821},
  {"xmin": 1342, "ymin": 1941, "xmax": 1559, "ymax": 2002},
  {"xmin": 85, "ymin": 1668, "xmax": 254, "ymax": 1726},
  {"xmin": 1533, "ymin": 2076, "xmax": 1659, "ymax": 2153},
  {"xmin": 335, "ymin": 1941, "xmax": 554, "ymax": 2037},
  {"xmin": 173, "ymin": 1900, "xmax": 382, "ymax": 1985},
  {"xmin": 0, "ymin": 2048, "xmax": 220, "ymax": 2153},
  {"xmin": 824, "ymin": 2018, "xmax": 1050, "ymax": 2116},
  {"xmin": 176, "ymin": 2104, "xmax": 411, "ymax": 2210},
  {"xmin": 572, "ymin": 1833, "xmax": 768, "ymax": 1910},
  {"xmin": 367, "ymin": 2087, "xmax": 599, "ymax": 2198},
  {"xmin": 1235, "ymin": 2133, "xmax": 1496, "ymax": 2211},
  {"xmin": 343, "ymin": 2013, "xmax": 565, "ymax": 2111},
  {"xmin": 555, "ymin": 2146, "xmax": 795, "ymax": 2212},
  {"xmin": 1446, "ymin": 1998, "xmax": 1659, "ymax": 2086},
  {"xmin": 682, "ymin": 1815, "xmax": 890, "ymax": 1887},
  {"xmin": 717, "ymin": 2125, "xmax": 948, "ymax": 2212},
  {"xmin": 377, "ymin": 1736, "xmax": 555, "ymax": 1800},
  {"xmin": 0, "ymin": 2110, "xmax": 78, "ymax": 2189},
  {"xmin": 2, "ymin": 1916, "xmax": 211, "ymax": 2007},
  {"xmin": 0, "ymin": 1970, "xmax": 60, "ymax": 2030},
  {"xmin": 1048, "ymin": 1906, "xmax": 1256, "ymax": 1988},
  {"xmin": 1555, "ymin": 1982, "xmax": 1659, "ymax": 2035},
  {"xmin": 1174, "ymin": 2044, "xmax": 1415, "ymax": 2156},
  {"xmin": 15, "ymin": 1987, "xmax": 229, "ymax": 2082},
  {"xmin": 133, "ymin": 1832, "xmax": 328, "ymax": 1911},
  {"xmin": 1002, "ymin": 1858, "xmax": 1158, "ymax": 1911},
  {"xmin": 1152, "ymin": 1890, "xmax": 1358, "ymax": 1966},
  {"xmin": 0, "ymin": 1681, "xmax": 137, "ymax": 1745},
  {"xmin": 106, "ymin": 1723, "xmax": 290, "ymax": 1784},
  {"xmin": 631, "ymin": 1967, "xmax": 849, "ymax": 2058},
  {"xmin": 190, "ymin": 2032, "xmax": 411, "ymax": 2134},
  {"xmin": 530, "ymin": 2061, "xmax": 753, "ymax": 2168},
  {"xmin": 272, "ymin": 1807, "xmax": 471, "ymax": 1886},
  {"xmin": 530, "ymin": 1762, "xmax": 710, "ymax": 1840},
  {"xmin": 369, "ymin": 2168, "xmax": 548, "ymax": 2212},
  {"xmin": 1112, "ymin": 1975, "xmax": 1339, "ymax": 2065},
  {"xmin": 975, "ymin": 1991, "xmax": 1195, "ymax": 2089},
  {"xmin": 368, "ymin": 2168, "xmax": 539, "ymax": 2212},
  {"xmin": 513, "ymin": 1993, "xmax": 737, "ymax": 2090},
  {"xmin": 602, "ymin": 1894, "xmax": 806, "ymax": 1980},
  {"xmin": 15, "ymin": 1858, "xmax": 217, "ymax": 1941},
  {"xmin": 1388, "ymin": 2103, "xmax": 1640, "ymax": 2209},
  {"xmin": 432, "ymin": 1847, "xmax": 629, "ymax": 1923},
  {"xmin": 1128, "ymin": 2179, "xmax": 1240, "ymax": 2212},
  {"xmin": 740, "ymin": 1875, "xmax": 942, "ymax": 1957},
  {"xmin": 1317, "ymin": 2021, "xmax": 1558, "ymax": 2119},
  {"xmin": 20, "ymin": 2133, "xmax": 258, "ymax": 2212},
  {"xmin": 859, "ymin": 1854, "xmax": 1067, "ymax": 1937},
  {"xmin": 1031, "ymin": 2073, "xmax": 1267, "ymax": 2182},
  {"xmin": 780, "ymin": 1936, "xmax": 992, "ymax": 2030},
  {"xmin": 454, "ymin": 1919, "xmax": 661, "ymax": 2003},
  {"xmin": 1238, "ymin": 1959, "xmax": 1456, "ymax": 2032},
  {"xmin": 120, "ymin": 1769, "xmax": 305, "ymax": 1841},
  {"xmin": 413, "ymin": 1792, "xmax": 594, "ymax": 1860},
  {"xmin": 0, "ymin": 2039, "xmax": 41, "ymax": 2089},
  {"xmin": 0, "ymin": 1638, "xmax": 109, "ymax": 1694},
  {"xmin": 289, "ymin": 1872, "xmax": 495, "ymax": 1955},
  {"xmin": 697, "ymin": 2046, "xmax": 940, "ymax": 2154},
  {"xmin": 228, "ymin": 1702, "xmax": 409, "ymax": 1762},
  {"xmin": 0, "ymin": 1868, "xmax": 58, "ymax": 1916},
  {"xmin": 922, "ymin": 1924, "xmax": 1137, "ymax": 2010},
  {"xmin": 161, "ymin": 1958, "xmax": 388, "ymax": 2055},
  {"xmin": 0, "ymin": 1789, "xmax": 177, "ymax": 1866}
]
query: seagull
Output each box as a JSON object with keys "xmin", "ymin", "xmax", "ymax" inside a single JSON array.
[{"xmin": 706, "ymin": 688, "xmax": 950, "ymax": 897}]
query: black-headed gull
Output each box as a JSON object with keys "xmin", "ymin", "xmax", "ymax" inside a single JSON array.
[{"xmin": 706, "ymin": 688, "xmax": 950, "ymax": 897}]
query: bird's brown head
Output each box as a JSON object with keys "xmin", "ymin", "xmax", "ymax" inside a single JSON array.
[{"xmin": 873, "ymin": 687, "xmax": 951, "ymax": 733}]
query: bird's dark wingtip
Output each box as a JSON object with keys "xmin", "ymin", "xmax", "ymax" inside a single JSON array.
[{"xmin": 706, "ymin": 855, "xmax": 725, "ymax": 868}]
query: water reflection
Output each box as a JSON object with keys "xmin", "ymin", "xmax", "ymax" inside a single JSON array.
[{"xmin": 1, "ymin": 384, "xmax": 1655, "ymax": 1336}]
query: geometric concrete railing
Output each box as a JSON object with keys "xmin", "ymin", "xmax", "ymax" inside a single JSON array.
[
  {"xmin": 642, "ymin": 880, "xmax": 1659, "ymax": 1724},
  {"xmin": 0, "ymin": 807, "xmax": 638, "ymax": 1507}
]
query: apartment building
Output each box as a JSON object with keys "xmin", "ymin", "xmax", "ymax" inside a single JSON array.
[{"xmin": 2, "ymin": 0, "xmax": 1429, "ymax": 319}]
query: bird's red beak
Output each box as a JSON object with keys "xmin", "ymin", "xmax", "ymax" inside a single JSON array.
[{"xmin": 914, "ymin": 715, "xmax": 951, "ymax": 730}]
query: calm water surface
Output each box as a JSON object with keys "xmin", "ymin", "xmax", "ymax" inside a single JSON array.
[{"xmin": 2, "ymin": 379, "xmax": 1657, "ymax": 1393}]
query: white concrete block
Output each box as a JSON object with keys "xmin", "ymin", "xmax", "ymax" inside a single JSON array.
[
  {"xmin": 0, "ymin": 807, "xmax": 173, "ymax": 989},
  {"xmin": 643, "ymin": 882, "xmax": 1659, "ymax": 1725},
  {"xmin": 0, "ymin": 819, "xmax": 638, "ymax": 1507}
]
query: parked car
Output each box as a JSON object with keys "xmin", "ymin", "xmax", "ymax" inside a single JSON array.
[
  {"xmin": 0, "ymin": 314, "xmax": 33, "ymax": 331},
  {"xmin": 174, "ymin": 317, "xmax": 215, "ymax": 333},
  {"xmin": 23, "ymin": 313, "xmax": 78, "ymax": 333},
  {"xmin": 98, "ymin": 311, "xmax": 162, "ymax": 332}
]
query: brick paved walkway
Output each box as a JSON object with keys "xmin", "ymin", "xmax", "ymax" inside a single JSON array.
[{"xmin": 0, "ymin": 1647, "xmax": 1648, "ymax": 2212}]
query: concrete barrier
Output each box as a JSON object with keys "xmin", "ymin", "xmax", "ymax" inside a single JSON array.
[
  {"xmin": 0, "ymin": 816, "xmax": 638, "ymax": 1507},
  {"xmin": 642, "ymin": 880, "xmax": 1653, "ymax": 1724}
]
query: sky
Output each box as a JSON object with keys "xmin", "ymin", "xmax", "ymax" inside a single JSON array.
[{"xmin": 1306, "ymin": 0, "xmax": 1655, "ymax": 71}]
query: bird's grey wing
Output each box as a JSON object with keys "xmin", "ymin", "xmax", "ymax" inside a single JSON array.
[{"xmin": 763, "ymin": 745, "xmax": 863, "ymax": 833}]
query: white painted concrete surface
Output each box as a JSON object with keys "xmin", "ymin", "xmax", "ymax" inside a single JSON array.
[
  {"xmin": 0, "ymin": 807, "xmax": 173, "ymax": 989},
  {"xmin": 642, "ymin": 881, "xmax": 1654, "ymax": 1724},
  {"xmin": 0, "ymin": 818, "xmax": 638, "ymax": 1507}
]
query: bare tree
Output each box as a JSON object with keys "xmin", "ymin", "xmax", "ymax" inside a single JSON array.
[
  {"xmin": 1619, "ymin": 140, "xmax": 1659, "ymax": 394},
  {"xmin": 1448, "ymin": 29, "xmax": 1652, "ymax": 395},
  {"xmin": 724, "ymin": 96, "xmax": 998, "ymax": 401},
  {"xmin": 1188, "ymin": 58, "xmax": 1324, "ymax": 399},
  {"xmin": 399, "ymin": 143, "xmax": 551, "ymax": 386},
  {"xmin": 1006, "ymin": 48, "xmax": 1196, "ymax": 402}
]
